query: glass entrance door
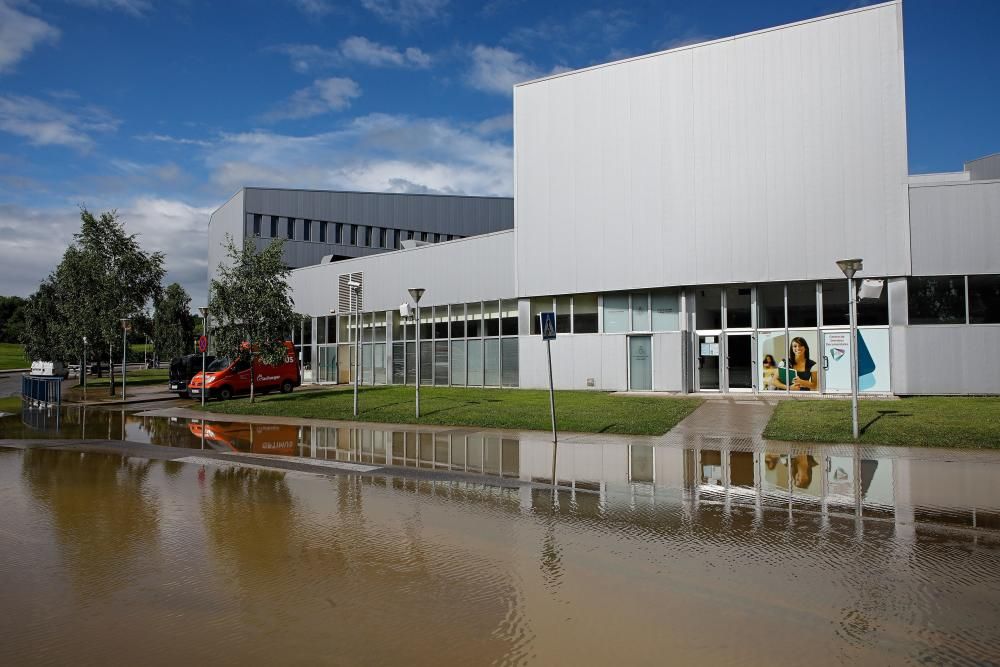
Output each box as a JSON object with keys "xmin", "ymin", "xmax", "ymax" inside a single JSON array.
[
  {"xmin": 697, "ymin": 335, "xmax": 720, "ymax": 391},
  {"xmin": 317, "ymin": 346, "xmax": 337, "ymax": 383},
  {"xmin": 725, "ymin": 333, "xmax": 753, "ymax": 391},
  {"xmin": 628, "ymin": 335, "xmax": 652, "ymax": 391}
]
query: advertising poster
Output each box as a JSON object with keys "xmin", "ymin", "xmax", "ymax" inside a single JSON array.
[
  {"xmin": 758, "ymin": 330, "xmax": 820, "ymax": 392},
  {"xmin": 761, "ymin": 452, "xmax": 822, "ymax": 497},
  {"xmin": 822, "ymin": 328, "xmax": 891, "ymax": 393}
]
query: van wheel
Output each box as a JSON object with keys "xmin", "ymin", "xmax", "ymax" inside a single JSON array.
[
  {"xmin": 218, "ymin": 386, "xmax": 233, "ymax": 401},
  {"xmin": 280, "ymin": 380, "xmax": 293, "ymax": 394}
]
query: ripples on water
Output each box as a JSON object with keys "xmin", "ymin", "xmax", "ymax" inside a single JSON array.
[{"xmin": 2, "ymin": 406, "xmax": 1000, "ymax": 664}]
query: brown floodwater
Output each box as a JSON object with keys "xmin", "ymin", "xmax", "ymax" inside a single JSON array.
[{"xmin": 2, "ymin": 404, "xmax": 1000, "ymax": 664}]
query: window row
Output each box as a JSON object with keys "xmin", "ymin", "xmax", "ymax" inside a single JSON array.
[
  {"xmin": 250, "ymin": 213, "xmax": 461, "ymax": 249},
  {"xmin": 311, "ymin": 339, "xmax": 519, "ymax": 387},
  {"xmin": 908, "ymin": 275, "xmax": 1000, "ymax": 325},
  {"xmin": 691, "ymin": 281, "xmax": 889, "ymax": 330},
  {"xmin": 301, "ymin": 301, "xmax": 522, "ymax": 347}
]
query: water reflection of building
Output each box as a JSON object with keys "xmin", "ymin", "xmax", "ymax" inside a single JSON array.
[{"xmin": 296, "ymin": 425, "xmax": 1000, "ymax": 534}]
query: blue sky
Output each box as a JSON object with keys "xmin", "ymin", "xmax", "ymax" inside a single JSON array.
[{"xmin": 0, "ymin": 0, "xmax": 997, "ymax": 305}]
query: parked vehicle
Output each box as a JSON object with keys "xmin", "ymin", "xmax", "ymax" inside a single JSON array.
[
  {"xmin": 187, "ymin": 341, "xmax": 299, "ymax": 401},
  {"xmin": 169, "ymin": 354, "xmax": 215, "ymax": 398}
]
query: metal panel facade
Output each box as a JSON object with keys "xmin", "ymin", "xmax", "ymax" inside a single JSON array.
[
  {"xmin": 206, "ymin": 190, "xmax": 244, "ymax": 286},
  {"xmin": 289, "ymin": 231, "xmax": 516, "ymax": 316},
  {"xmin": 909, "ymin": 181, "xmax": 1000, "ymax": 276},
  {"xmin": 514, "ymin": 1, "xmax": 910, "ymax": 298}
]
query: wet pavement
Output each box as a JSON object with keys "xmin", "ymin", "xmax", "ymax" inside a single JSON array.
[{"xmin": 2, "ymin": 401, "xmax": 1000, "ymax": 664}]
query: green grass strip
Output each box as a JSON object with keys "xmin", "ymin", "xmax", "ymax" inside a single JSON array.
[
  {"xmin": 202, "ymin": 385, "xmax": 703, "ymax": 436},
  {"xmin": 764, "ymin": 396, "xmax": 1000, "ymax": 448}
]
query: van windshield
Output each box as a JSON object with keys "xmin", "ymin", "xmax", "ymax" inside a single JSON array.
[{"xmin": 206, "ymin": 357, "xmax": 231, "ymax": 372}]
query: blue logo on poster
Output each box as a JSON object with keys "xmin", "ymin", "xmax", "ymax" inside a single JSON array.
[
  {"xmin": 857, "ymin": 331, "xmax": 876, "ymax": 391},
  {"xmin": 540, "ymin": 312, "xmax": 556, "ymax": 340}
]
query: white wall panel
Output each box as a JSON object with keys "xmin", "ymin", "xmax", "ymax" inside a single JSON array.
[
  {"xmin": 289, "ymin": 231, "xmax": 515, "ymax": 316},
  {"xmin": 909, "ymin": 181, "xmax": 1000, "ymax": 276},
  {"xmin": 891, "ymin": 325, "xmax": 1000, "ymax": 395},
  {"xmin": 514, "ymin": 1, "xmax": 909, "ymax": 297}
]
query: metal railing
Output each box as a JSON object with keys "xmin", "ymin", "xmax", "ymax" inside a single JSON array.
[{"xmin": 22, "ymin": 375, "xmax": 62, "ymax": 406}]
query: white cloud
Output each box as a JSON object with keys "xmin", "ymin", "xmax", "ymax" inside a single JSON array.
[
  {"xmin": 66, "ymin": 0, "xmax": 152, "ymax": 17},
  {"xmin": 0, "ymin": 2, "xmax": 60, "ymax": 74},
  {"xmin": 475, "ymin": 113, "xmax": 512, "ymax": 136},
  {"xmin": 0, "ymin": 198, "xmax": 215, "ymax": 306},
  {"xmin": 0, "ymin": 95, "xmax": 119, "ymax": 151},
  {"xmin": 289, "ymin": 0, "xmax": 332, "ymax": 17},
  {"xmin": 263, "ymin": 77, "xmax": 362, "ymax": 122},
  {"xmin": 340, "ymin": 36, "xmax": 431, "ymax": 68},
  {"xmin": 206, "ymin": 113, "xmax": 512, "ymax": 197},
  {"xmin": 272, "ymin": 38, "xmax": 431, "ymax": 72},
  {"xmin": 360, "ymin": 0, "xmax": 448, "ymax": 28},
  {"xmin": 135, "ymin": 132, "xmax": 214, "ymax": 147},
  {"xmin": 466, "ymin": 46, "xmax": 546, "ymax": 96}
]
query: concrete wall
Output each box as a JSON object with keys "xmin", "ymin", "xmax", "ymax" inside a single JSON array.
[
  {"xmin": 514, "ymin": 1, "xmax": 909, "ymax": 297},
  {"xmin": 207, "ymin": 190, "xmax": 244, "ymax": 288},
  {"xmin": 891, "ymin": 325, "xmax": 1000, "ymax": 394},
  {"xmin": 289, "ymin": 230, "xmax": 516, "ymax": 316},
  {"xmin": 909, "ymin": 180, "xmax": 1000, "ymax": 276}
]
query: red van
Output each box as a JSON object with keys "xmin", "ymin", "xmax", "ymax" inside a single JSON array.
[{"xmin": 188, "ymin": 340, "xmax": 300, "ymax": 401}]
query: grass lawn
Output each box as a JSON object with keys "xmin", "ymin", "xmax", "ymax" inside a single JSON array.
[
  {"xmin": 202, "ymin": 385, "xmax": 703, "ymax": 436},
  {"xmin": 764, "ymin": 396, "xmax": 1000, "ymax": 448},
  {"xmin": 0, "ymin": 343, "xmax": 28, "ymax": 370},
  {"xmin": 81, "ymin": 368, "xmax": 169, "ymax": 389},
  {"xmin": 0, "ymin": 395, "xmax": 21, "ymax": 414}
]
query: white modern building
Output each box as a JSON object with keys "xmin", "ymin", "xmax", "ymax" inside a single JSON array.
[{"xmin": 224, "ymin": 1, "xmax": 999, "ymax": 395}]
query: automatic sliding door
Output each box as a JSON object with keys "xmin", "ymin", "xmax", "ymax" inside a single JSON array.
[{"xmin": 726, "ymin": 334, "xmax": 753, "ymax": 390}]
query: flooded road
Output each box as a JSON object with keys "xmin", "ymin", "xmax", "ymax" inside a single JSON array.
[{"xmin": 2, "ymin": 404, "xmax": 1000, "ymax": 664}]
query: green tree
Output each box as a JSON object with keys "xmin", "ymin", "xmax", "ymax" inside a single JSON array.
[
  {"xmin": 154, "ymin": 282, "xmax": 195, "ymax": 361},
  {"xmin": 209, "ymin": 236, "xmax": 297, "ymax": 403},
  {"xmin": 21, "ymin": 279, "xmax": 69, "ymax": 363},
  {"xmin": 0, "ymin": 295, "xmax": 27, "ymax": 343},
  {"xmin": 53, "ymin": 208, "xmax": 164, "ymax": 393}
]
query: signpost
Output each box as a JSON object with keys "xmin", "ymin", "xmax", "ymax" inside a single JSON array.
[{"xmin": 540, "ymin": 312, "xmax": 559, "ymax": 486}]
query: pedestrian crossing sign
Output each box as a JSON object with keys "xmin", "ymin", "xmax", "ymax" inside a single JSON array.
[{"xmin": 540, "ymin": 312, "xmax": 556, "ymax": 340}]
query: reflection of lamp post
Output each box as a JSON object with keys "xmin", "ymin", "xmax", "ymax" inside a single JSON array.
[
  {"xmin": 348, "ymin": 281, "xmax": 361, "ymax": 417},
  {"xmin": 198, "ymin": 306, "xmax": 208, "ymax": 409},
  {"xmin": 836, "ymin": 258, "xmax": 863, "ymax": 440},
  {"xmin": 408, "ymin": 288, "xmax": 425, "ymax": 418},
  {"xmin": 120, "ymin": 318, "xmax": 131, "ymax": 401}
]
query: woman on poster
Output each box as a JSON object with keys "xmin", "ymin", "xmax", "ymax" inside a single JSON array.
[{"xmin": 774, "ymin": 336, "xmax": 818, "ymax": 391}]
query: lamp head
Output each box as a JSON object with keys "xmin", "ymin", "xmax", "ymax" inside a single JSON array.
[
  {"xmin": 407, "ymin": 287, "xmax": 425, "ymax": 303},
  {"xmin": 836, "ymin": 258, "xmax": 863, "ymax": 279}
]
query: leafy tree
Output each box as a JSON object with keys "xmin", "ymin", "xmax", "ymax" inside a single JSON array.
[
  {"xmin": 53, "ymin": 208, "xmax": 164, "ymax": 392},
  {"xmin": 0, "ymin": 295, "xmax": 27, "ymax": 343},
  {"xmin": 209, "ymin": 236, "xmax": 297, "ymax": 403},
  {"xmin": 21, "ymin": 279, "xmax": 69, "ymax": 363},
  {"xmin": 154, "ymin": 282, "xmax": 195, "ymax": 361}
]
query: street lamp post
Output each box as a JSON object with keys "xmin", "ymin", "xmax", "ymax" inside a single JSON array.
[
  {"xmin": 407, "ymin": 288, "xmax": 425, "ymax": 418},
  {"xmin": 349, "ymin": 281, "xmax": 361, "ymax": 417},
  {"xmin": 82, "ymin": 336, "xmax": 87, "ymax": 399},
  {"xmin": 198, "ymin": 306, "xmax": 208, "ymax": 409},
  {"xmin": 836, "ymin": 258, "xmax": 863, "ymax": 440},
  {"xmin": 120, "ymin": 318, "xmax": 131, "ymax": 401}
]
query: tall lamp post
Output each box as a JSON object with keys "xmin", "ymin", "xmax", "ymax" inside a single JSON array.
[
  {"xmin": 407, "ymin": 288, "xmax": 425, "ymax": 418},
  {"xmin": 836, "ymin": 258, "xmax": 863, "ymax": 440},
  {"xmin": 198, "ymin": 306, "xmax": 209, "ymax": 409},
  {"xmin": 82, "ymin": 336, "xmax": 87, "ymax": 398},
  {"xmin": 120, "ymin": 318, "xmax": 131, "ymax": 401},
  {"xmin": 349, "ymin": 281, "xmax": 361, "ymax": 417}
]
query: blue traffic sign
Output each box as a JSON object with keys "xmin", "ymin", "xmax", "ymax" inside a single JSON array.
[{"xmin": 540, "ymin": 312, "xmax": 556, "ymax": 340}]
